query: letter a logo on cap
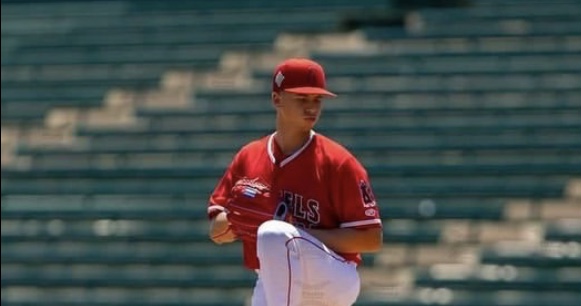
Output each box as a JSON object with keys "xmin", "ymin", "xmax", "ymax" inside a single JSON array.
[{"xmin": 274, "ymin": 71, "xmax": 285, "ymax": 88}]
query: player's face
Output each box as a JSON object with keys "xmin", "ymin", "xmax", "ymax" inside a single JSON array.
[{"xmin": 274, "ymin": 92, "xmax": 323, "ymax": 130}]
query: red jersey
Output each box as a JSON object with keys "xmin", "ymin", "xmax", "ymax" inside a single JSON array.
[{"xmin": 208, "ymin": 131, "xmax": 382, "ymax": 270}]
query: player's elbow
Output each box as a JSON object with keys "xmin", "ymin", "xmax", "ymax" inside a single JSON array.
[
  {"xmin": 370, "ymin": 230, "xmax": 383, "ymax": 252},
  {"xmin": 361, "ymin": 228, "xmax": 383, "ymax": 252}
]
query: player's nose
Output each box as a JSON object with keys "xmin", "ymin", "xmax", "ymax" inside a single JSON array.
[{"xmin": 304, "ymin": 100, "xmax": 321, "ymax": 111}]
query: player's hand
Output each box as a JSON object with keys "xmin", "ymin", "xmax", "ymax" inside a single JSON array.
[{"xmin": 210, "ymin": 211, "xmax": 237, "ymax": 244}]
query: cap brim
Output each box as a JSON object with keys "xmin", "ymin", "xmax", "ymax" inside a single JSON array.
[{"xmin": 285, "ymin": 87, "xmax": 337, "ymax": 97}]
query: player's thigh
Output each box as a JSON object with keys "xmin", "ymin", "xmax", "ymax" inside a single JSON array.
[
  {"xmin": 251, "ymin": 276, "xmax": 267, "ymax": 306},
  {"xmin": 296, "ymin": 230, "xmax": 361, "ymax": 305}
]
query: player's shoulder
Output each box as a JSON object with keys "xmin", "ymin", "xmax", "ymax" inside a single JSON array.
[
  {"xmin": 314, "ymin": 132, "xmax": 361, "ymax": 165},
  {"xmin": 235, "ymin": 134, "xmax": 270, "ymax": 157}
]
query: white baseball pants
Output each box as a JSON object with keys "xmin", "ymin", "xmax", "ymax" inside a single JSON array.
[{"xmin": 251, "ymin": 220, "xmax": 360, "ymax": 306}]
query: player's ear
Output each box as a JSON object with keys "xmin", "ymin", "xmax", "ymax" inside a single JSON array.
[{"xmin": 272, "ymin": 92, "xmax": 282, "ymax": 108}]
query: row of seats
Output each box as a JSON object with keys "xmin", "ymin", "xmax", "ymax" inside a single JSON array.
[
  {"xmin": 8, "ymin": 134, "xmax": 578, "ymax": 170},
  {"xmin": 4, "ymin": 64, "xmax": 580, "ymax": 102},
  {"xmin": 3, "ymin": 290, "xmax": 580, "ymax": 306},
  {"xmin": 4, "ymin": 87, "xmax": 575, "ymax": 119},
  {"xmin": 18, "ymin": 151, "xmax": 581, "ymax": 173},
  {"xmin": 359, "ymin": 290, "xmax": 581, "ymax": 306},
  {"xmin": 364, "ymin": 22, "xmax": 581, "ymax": 40},
  {"xmin": 4, "ymin": 218, "xmax": 579, "ymax": 245},
  {"xmin": 1, "ymin": 0, "xmax": 389, "ymax": 17},
  {"xmin": 0, "ymin": 195, "xmax": 507, "ymax": 220},
  {"xmin": 2, "ymin": 224, "xmax": 579, "ymax": 304},
  {"xmin": 2, "ymin": 9, "xmax": 342, "ymax": 36},
  {"xmin": 17, "ymin": 132, "xmax": 576, "ymax": 154},
  {"xmin": 6, "ymin": 66, "xmax": 581, "ymax": 91},
  {"xmin": 3, "ymin": 34, "xmax": 579, "ymax": 82},
  {"xmin": 365, "ymin": 35, "xmax": 581, "ymax": 54},
  {"xmin": 415, "ymin": 2, "xmax": 581, "ymax": 21},
  {"xmin": 4, "ymin": 50, "xmax": 580, "ymax": 80},
  {"xmin": 1, "ymin": 174, "xmax": 571, "ymax": 199}
]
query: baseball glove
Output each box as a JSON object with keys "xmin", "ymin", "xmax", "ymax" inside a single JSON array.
[{"xmin": 224, "ymin": 179, "xmax": 291, "ymax": 242}]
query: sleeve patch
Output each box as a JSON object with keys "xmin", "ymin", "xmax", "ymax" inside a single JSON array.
[{"xmin": 359, "ymin": 180, "xmax": 377, "ymax": 208}]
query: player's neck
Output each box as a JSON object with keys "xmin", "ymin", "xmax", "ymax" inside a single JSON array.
[{"xmin": 274, "ymin": 126, "xmax": 311, "ymax": 156}]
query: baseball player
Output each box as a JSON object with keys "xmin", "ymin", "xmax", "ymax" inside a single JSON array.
[{"xmin": 208, "ymin": 58, "xmax": 383, "ymax": 306}]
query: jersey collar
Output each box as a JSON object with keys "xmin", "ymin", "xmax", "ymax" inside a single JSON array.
[{"xmin": 267, "ymin": 130, "xmax": 315, "ymax": 167}]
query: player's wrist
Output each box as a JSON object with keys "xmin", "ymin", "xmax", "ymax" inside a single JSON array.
[{"xmin": 208, "ymin": 208, "xmax": 226, "ymax": 220}]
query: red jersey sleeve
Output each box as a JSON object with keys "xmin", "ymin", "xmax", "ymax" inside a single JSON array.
[
  {"xmin": 332, "ymin": 157, "xmax": 382, "ymax": 229},
  {"xmin": 207, "ymin": 151, "xmax": 242, "ymax": 220}
]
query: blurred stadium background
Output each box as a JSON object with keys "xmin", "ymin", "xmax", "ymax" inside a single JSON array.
[{"xmin": 1, "ymin": 0, "xmax": 581, "ymax": 305}]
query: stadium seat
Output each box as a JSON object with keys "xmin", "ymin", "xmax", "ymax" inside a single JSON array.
[
  {"xmin": 357, "ymin": 289, "xmax": 581, "ymax": 306},
  {"xmin": 545, "ymin": 222, "xmax": 581, "ymax": 241},
  {"xmin": 1, "ymin": 240, "xmax": 243, "ymax": 266},
  {"xmin": 415, "ymin": 3, "xmax": 581, "ymax": 22},
  {"xmin": 413, "ymin": 265, "xmax": 581, "ymax": 291},
  {"xmin": 480, "ymin": 245, "xmax": 581, "ymax": 268}
]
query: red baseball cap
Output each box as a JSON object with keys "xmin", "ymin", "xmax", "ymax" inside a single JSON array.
[{"xmin": 272, "ymin": 58, "xmax": 336, "ymax": 97}]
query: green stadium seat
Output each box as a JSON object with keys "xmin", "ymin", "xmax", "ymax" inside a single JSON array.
[
  {"xmin": 187, "ymin": 90, "xmax": 581, "ymax": 113},
  {"xmin": 414, "ymin": 265, "xmax": 581, "ymax": 291},
  {"xmin": 1, "ymin": 62, "xmax": 182, "ymax": 83},
  {"xmin": 363, "ymin": 20, "xmax": 581, "ymax": 40},
  {"xmin": 310, "ymin": 51, "xmax": 581, "ymax": 75},
  {"xmin": 0, "ymin": 177, "xmax": 217, "ymax": 195},
  {"xmin": 545, "ymin": 223, "xmax": 581, "ymax": 241},
  {"xmin": 357, "ymin": 289, "xmax": 581, "ymax": 306},
  {"xmin": 384, "ymin": 198, "xmax": 504, "ymax": 220},
  {"xmin": 382, "ymin": 221, "xmax": 441, "ymax": 243},
  {"xmin": 480, "ymin": 246, "xmax": 581, "ymax": 268},
  {"xmin": 1, "ymin": 240, "xmax": 243, "ymax": 266},
  {"xmin": 17, "ymin": 121, "xmax": 581, "ymax": 152},
  {"xmin": 2, "ymin": 45, "xmax": 224, "ymax": 67},
  {"xmin": 338, "ymin": 33, "xmax": 581, "ymax": 55},
  {"xmin": 0, "ymin": 172, "xmax": 569, "ymax": 198},
  {"xmin": 0, "ymin": 286, "xmax": 251, "ymax": 306},
  {"xmin": 0, "ymin": 195, "xmax": 505, "ymax": 221},
  {"xmin": 0, "ymin": 302, "xmax": 247, "ymax": 306},
  {"xmin": 415, "ymin": 3, "xmax": 581, "ymax": 22},
  {"xmin": 1, "ymin": 262, "xmax": 255, "ymax": 287},
  {"xmin": 2, "ymin": 84, "xmax": 120, "ymax": 103},
  {"xmin": 76, "ymin": 118, "xmax": 581, "ymax": 137},
  {"xmin": 78, "ymin": 126, "xmax": 581, "ymax": 153},
  {"xmin": 1, "ymin": 1, "xmax": 127, "ymax": 19},
  {"xmin": 1, "ymin": 218, "xmax": 213, "ymax": 242},
  {"xmin": 3, "ymin": 162, "xmax": 580, "ymax": 180},
  {"xmin": 474, "ymin": 0, "xmax": 581, "ymax": 5},
  {"xmin": 123, "ymin": 0, "xmax": 389, "ymax": 12},
  {"xmin": 138, "ymin": 103, "xmax": 581, "ymax": 126},
  {"xmin": 0, "ymin": 194, "xmax": 207, "ymax": 214}
]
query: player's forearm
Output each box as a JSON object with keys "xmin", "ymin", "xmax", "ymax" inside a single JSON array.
[{"xmin": 305, "ymin": 227, "xmax": 383, "ymax": 253}]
